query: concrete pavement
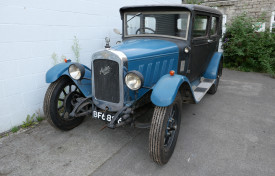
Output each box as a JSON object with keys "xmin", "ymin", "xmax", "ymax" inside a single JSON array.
[{"xmin": 0, "ymin": 69, "xmax": 275, "ymax": 176}]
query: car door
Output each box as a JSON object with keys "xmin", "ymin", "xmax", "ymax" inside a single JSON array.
[
  {"xmin": 208, "ymin": 15, "xmax": 221, "ymax": 56},
  {"xmin": 188, "ymin": 13, "xmax": 211, "ymax": 82}
]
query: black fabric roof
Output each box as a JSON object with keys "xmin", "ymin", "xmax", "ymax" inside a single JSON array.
[{"xmin": 120, "ymin": 4, "xmax": 222, "ymax": 18}]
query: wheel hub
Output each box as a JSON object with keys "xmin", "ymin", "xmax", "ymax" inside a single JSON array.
[
  {"xmin": 164, "ymin": 106, "xmax": 178, "ymax": 149},
  {"xmin": 64, "ymin": 91, "xmax": 79, "ymax": 113}
]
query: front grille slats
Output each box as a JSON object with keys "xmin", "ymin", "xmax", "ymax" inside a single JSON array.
[{"xmin": 93, "ymin": 59, "xmax": 120, "ymax": 103}]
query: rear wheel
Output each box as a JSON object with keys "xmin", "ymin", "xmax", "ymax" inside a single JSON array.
[
  {"xmin": 149, "ymin": 93, "xmax": 182, "ymax": 165},
  {"xmin": 208, "ymin": 59, "xmax": 223, "ymax": 95},
  {"xmin": 43, "ymin": 76, "xmax": 85, "ymax": 131}
]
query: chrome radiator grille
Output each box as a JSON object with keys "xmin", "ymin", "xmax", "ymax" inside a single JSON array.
[{"xmin": 93, "ymin": 59, "xmax": 120, "ymax": 103}]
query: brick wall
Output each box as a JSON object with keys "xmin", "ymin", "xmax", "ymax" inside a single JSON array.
[
  {"xmin": 201, "ymin": 0, "xmax": 275, "ymax": 30},
  {"xmin": 0, "ymin": 0, "xmax": 180, "ymax": 133}
]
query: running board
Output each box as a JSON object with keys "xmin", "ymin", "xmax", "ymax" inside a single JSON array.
[{"xmin": 193, "ymin": 78, "xmax": 215, "ymax": 102}]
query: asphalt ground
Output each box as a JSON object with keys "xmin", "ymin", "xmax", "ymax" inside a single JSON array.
[{"xmin": 0, "ymin": 69, "xmax": 275, "ymax": 176}]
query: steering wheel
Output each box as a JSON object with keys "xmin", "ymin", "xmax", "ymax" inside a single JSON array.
[{"xmin": 136, "ymin": 27, "xmax": 156, "ymax": 34}]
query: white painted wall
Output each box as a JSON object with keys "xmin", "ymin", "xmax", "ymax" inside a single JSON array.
[{"xmin": 0, "ymin": 0, "xmax": 180, "ymax": 133}]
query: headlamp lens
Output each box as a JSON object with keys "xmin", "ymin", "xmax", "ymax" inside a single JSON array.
[
  {"xmin": 125, "ymin": 72, "xmax": 142, "ymax": 90},
  {"xmin": 69, "ymin": 64, "xmax": 82, "ymax": 80}
]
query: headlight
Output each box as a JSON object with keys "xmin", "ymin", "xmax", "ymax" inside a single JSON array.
[
  {"xmin": 68, "ymin": 63, "xmax": 85, "ymax": 80},
  {"xmin": 125, "ymin": 71, "xmax": 144, "ymax": 91}
]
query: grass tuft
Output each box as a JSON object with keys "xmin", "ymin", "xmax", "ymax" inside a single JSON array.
[{"xmin": 11, "ymin": 126, "xmax": 19, "ymax": 133}]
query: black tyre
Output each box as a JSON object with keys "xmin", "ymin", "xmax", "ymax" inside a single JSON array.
[
  {"xmin": 43, "ymin": 76, "xmax": 85, "ymax": 131},
  {"xmin": 208, "ymin": 59, "xmax": 223, "ymax": 95},
  {"xmin": 149, "ymin": 93, "xmax": 182, "ymax": 165}
]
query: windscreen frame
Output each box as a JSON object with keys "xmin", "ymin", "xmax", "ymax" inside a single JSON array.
[{"xmin": 123, "ymin": 11, "xmax": 191, "ymax": 40}]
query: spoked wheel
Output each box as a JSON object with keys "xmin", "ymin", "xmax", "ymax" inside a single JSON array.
[
  {"xmin": 43, "ymin": 76, "xmax": 85, "ymax": 131},
  {"xmin": 149, "ymin": 92, "xmax": 182, "ymax": 165},
  {"xmin": 164, "ymin": 105, "xmax": 179, "ymax": 149},
  {"xmin": 208, "ymin": 59, "xmax": 223, "ymax": 94}
]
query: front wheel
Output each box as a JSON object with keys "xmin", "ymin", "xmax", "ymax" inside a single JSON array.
[
  {"xmin": 43, "ymin": 76, "xmax": 85, "ymax": 131},
  {"xmin": 149, "ymin": 93, "xmax": 182, "ymax": 165}
]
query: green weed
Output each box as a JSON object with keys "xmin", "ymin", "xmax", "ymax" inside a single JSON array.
[
  {"xmin": 72, "ymin": 36, "xmax": 80, "ymax": 62},
  {"xmin": 11, "ymin": 126, "xmax": 19, "ymax": 133},
  {"xmin": 184, "ymin": 0, "xmax": 204, "ymax": 4},
  {"xmin": 51, "ymin": 36, "xmax": 81, "ymax": 65},
  {"xmin": 51, "ymin": 52, "xmax": 59, "ymax": 65},
  {"xmin": 22, "ymin": 114, "xmax": 37, "ymax": 128},
  {"xmin": 36, "ymin": 116, "xmax": 44, "ymax": 122}
]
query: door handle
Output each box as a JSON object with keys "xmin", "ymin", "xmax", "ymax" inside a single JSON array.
[{"xmin": 207, "ymin": 39, "xmax": 213, "ymax": 43}]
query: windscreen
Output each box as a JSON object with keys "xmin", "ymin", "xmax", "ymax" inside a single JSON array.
[{"xmin": 125, "ymin": 12, "xmax": 190, "ymax": 40}]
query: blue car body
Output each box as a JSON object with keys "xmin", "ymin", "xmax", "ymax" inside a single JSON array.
[
  {"xmin": 46, "ymin": 38, "xmax": 223, "ymax": 107},
  {"xmin": 46, "ymin": 62, "xmax": 92, "ymax": 97},
  {"xmin": 43, "ymin": 4, "xmax": 224, "ymax": 165},
  {"xmin": 45, "ymin": 4, "xmax": 223, "ymax": 115},
  {"xmin": 112, "ymin": 39, "xmax": 179, "ymax": 102}
]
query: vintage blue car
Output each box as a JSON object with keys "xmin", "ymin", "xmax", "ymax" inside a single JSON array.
[{"xmin": 44, "ymin": 4, "xmax": 223, "ymax": 165}]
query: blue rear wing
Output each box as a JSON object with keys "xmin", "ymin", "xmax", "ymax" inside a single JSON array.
[{"xmin": 203, "ymin": 52, "xmax": 223, "ymax": 79}]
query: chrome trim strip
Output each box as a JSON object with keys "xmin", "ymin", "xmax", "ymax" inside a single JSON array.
[
  {"xmin": 91, "ymin": 49, "xmax": 128, "ymax": 112},
  {"xmin": 108, "ymin": 49, "xmax": 128, "ymax": 67}
]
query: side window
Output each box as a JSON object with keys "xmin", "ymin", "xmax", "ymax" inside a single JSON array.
[
  {"xmin": 211, "ymin": 17, "xmax": 218, "ymax": 35},
  {"xmin": 176, "ymin": 13, "xmax": 189, "ymax": 38},
  {"xmin": 177, "ymin": 14, "xmax": 188, "ymax": 30},
  {"xmin": 193, "ymin": 15, "xmax": 208, "ymax": 38},
  {"xmin": 145, "ymin": 17, "xmax": 156, "ymax": 33}
]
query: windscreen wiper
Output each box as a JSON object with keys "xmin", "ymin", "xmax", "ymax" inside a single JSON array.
[{"xmin": 127, "ymin": 12, "xmax": 142, "ymax": 22}]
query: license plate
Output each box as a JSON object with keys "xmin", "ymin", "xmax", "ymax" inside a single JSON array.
[{"xmin": 93, "ymin": 110, "xmax": 122, "ymax": 123}]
